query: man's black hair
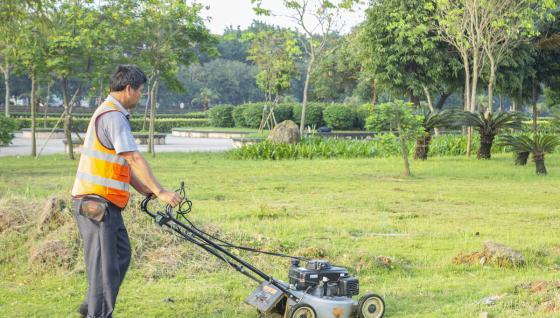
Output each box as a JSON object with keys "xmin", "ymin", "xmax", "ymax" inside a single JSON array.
[{"xmin": 109, "ymin": 64, "xmax": 148, "ymax": 92}]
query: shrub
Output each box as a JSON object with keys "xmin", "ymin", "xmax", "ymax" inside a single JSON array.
[
  {"xmin": 14, "ymin": 117, "xmax": 209, "ymax": 133},
  {"xmin": 232, "ymin": 105, "xmax": 247, "ymax": 127},
  {"xmin": 293, "ymin": 103, "xmax": 324, "ymax": 128},
  {"xmin": 273, "ymin": 103, "xmax": 294, "ymax": 123},
  {"xmin": 0, "ymin": 115, "xmax": 18, "ymax": 145},
  {"xmin": 242, "ymin": 103, "xmax": 265, "ymax": 129},
  {"xmin": 323, "ymin": 104, "xmax": 356, "ymax": 130},
  {"xmin": 208, "ymin": 104, "xmax": 234, "ymax": 127},
  {"xmin": 354, "ymin": 104, "xmax": 374, "ymax": 130},
  {"xmin": 229, "ymin": 133, "xmax": 510, "ymax": 160}
]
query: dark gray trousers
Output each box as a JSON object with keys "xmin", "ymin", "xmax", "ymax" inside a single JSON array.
[{"xmin": 73, "ymin": 198, "xmax": 131, "ymax": 318}]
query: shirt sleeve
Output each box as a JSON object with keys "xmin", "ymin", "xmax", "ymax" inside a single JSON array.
[{"xmin": 96, "ymin": 112, "xmax": 138, "ymax": 154}]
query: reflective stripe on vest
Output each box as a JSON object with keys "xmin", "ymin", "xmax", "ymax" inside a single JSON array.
[{"xmin": 71, "ymin": 101, "xmax": 131, "ymax": 208}]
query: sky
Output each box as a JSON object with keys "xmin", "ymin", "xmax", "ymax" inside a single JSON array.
[{"xmin": 193, "ymin": 0, "xmax": 367, "ymax": 35}]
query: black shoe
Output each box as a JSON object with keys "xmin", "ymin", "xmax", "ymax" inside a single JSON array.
[{"xmin": 77, "ymin": 302, "xmax": 88, "ymax": 317}]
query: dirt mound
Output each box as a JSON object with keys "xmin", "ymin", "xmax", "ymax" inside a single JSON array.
[
  {"xmin": 29, "ymin": 239, "xmax": 74, "ymax": 271},
  {"xmin": 37, "ymin": 197, "xmax": 71, "ymax": 234},
  {"xmin": 453, "ymin": 241, "xmax": 526, "ymax": 268}
]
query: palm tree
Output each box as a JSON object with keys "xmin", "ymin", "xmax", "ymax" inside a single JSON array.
[
  {"xmin": 414, "ymin": 110, "xmax": 457, "ymax": 160},
  {"xmin": 499, "ymin": 135, "xmax": 530, "ymax": 166},
  {"xmin": 502, "ymin": 134, "xmax": 560, "ymax": 175},
  {"xmin": 461, "ymin": 111, "xmax": 524, "ymax": 159},
  {"xmin": 192, "ymin": 87, "xmax": 219, "ymax": 112}
]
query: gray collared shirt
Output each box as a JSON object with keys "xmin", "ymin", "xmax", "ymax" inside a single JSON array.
[{"xmin": 95, "ymin": 95, "xmax": 138, "ymax": 154}]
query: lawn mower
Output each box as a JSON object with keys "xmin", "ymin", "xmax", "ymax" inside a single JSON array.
[{"xmin": 140, "ymin": 182, "xmax": 385, "ymax": 318}]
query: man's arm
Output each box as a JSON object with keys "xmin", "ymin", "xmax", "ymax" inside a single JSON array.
[
  {"xmin": 120, "ymin": 150, "xmax": 181, "ymax": 207},
  {"xmin": 130, "ymin": 170, "xmax": 151, "ymax": 196}
]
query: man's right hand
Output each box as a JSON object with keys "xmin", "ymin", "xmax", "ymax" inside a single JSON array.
[{"xmin": 157, "ymin": 190, "xmax": 182, "ymax": 207}]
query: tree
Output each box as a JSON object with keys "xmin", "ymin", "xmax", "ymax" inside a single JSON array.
[
  {"xmin": 360, "ymin": 0, "xmax": 455, "ymax": 107},
  {"xmin": 133, "ymin": 0, "xmax": 216, "ymax": 156},
  {"xmin": 461, "ymin": 111, "xmax": 524, "ymax": 159},
  {"xmin": 503, "ymin": 134, "xmax": 560, "ymax": 175},
  {"xmin": 14, "ymin": 1, "xmax": 51, "ymax": 157},
  {"xmin": 478, "ymin": 0, "xmax": 554, "ymax": 115},
  {"xmin": 247, "ymin": 30, "xmax": 301, "ymax": 103},
  {"xmin": 366, "ymin": 101, "xmax": 422, "ymax": 176},
  {"xmin": 252, "ymin": 0, "xmax": 358, "ymax": 134},
  {"xmin": 0, "ymin": 1, "xmax": 30, "ymax": 117},
  {"xmin": 191, "ymin": 87, "xmax": 219, "ymax": 112},
  {"xmin": 414, "ymin": 110, "xmax": 457, "ymax": 160},
  {"xmin": 46, "ymin": 1, "xmax": 118, "ymax": 160}
]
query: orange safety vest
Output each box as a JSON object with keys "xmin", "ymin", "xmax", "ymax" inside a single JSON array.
[{"xmin": 71, "ymin": 101, "xmax": 131, "ymax": 208}]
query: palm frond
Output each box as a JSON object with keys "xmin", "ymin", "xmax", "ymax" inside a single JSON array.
[
  {"xmin": 422, "ymin": 110, "xmax": 458, "ymax": 131},
  {"xmin": 460, "ymin": 111, "xmax": 524, "ymax": 134},
  {"xmin": 500, "ymin": 134, "xmax": 560, "ymax": 153}
]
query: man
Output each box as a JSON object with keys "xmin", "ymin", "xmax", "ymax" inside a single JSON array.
[{"xmin": 71, "ymin": 64, "xmax": 181, "ymax": 318}]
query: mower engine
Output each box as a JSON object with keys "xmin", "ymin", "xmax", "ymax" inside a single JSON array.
[
  {"xmin": 289, "ymin": 260, "xmax": 359, "ymax": 298},
  {"xmin": 246, "ymin": 259, "xmax": 384, "ymax": 318}
]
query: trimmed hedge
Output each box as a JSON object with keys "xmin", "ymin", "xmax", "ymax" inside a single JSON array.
[
  {"xmin": 323, "ymin": 104, "xmax": 356, "ymax": 130},
  {"xmin": 293, "ymin": 103, "xmax": 324, "ymax": 128},
  {"xmin": 242, "ymin": 103, "xmax": 265, "ymax": 129},
  {"xmin": 208, "ymin": 104, "xmax": 234, "ymax": 127},
  {"xmin": 14, "ymin": 117, "xmax": 209, "ymax": 133},
  {"xmin": 11, "ymin": 111, "xmax": 208, "ymax": 119},
  {"xmin": 232, "ymin": 105, "xmax": 247, "ymax": 127}
]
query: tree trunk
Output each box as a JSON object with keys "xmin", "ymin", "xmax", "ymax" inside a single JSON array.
[
  {"xmin": 148, "ymin": 77, "xmax": 159, "ymax": 157},
  {"xmin": 61, "ymin": 77, "xmax": 75, "ymax": 160},
  {"xmin": 534, "ymin": 157, "xmax": 547, "ymax": 175},
  {"xmin": 435, "ymin": 91, "xmax": 452, "ymax": 111},
  {"xmin": 31, "ymin": 72, "xmax": 37, "ymax": 157},
  {"xmin": 471, "ymin": 49, "xmax": 480, "ymax": 113},
  {"xmin": 515, "ymin": 152, "xmax": 529, "ymax": 166},
  {"xmin": 300, "ymin": 55, "xmax": 315, "ymax": 135},
  {"xmin": 462, "ymin": 54, "xmax": 471, "ymax": 113},
  {"xmin": 467, "ymin": 128, "xmax": 473, "ymax": 158},
  {"xmin": 44, "ymin": 82, "xmax": 50, "ymax": 128},
  {"xmin": 487, "ymin": 57, "xmax": 495, "ymax": 114},
  {"xmin": 532, "ymin": 76, "xmax": 538, "ymax": 133},
  {"xmin": 142, "ymin": 80, "xmax": 151, "ymax": 131},
  {"xmin": 2, "ymin": 64, "xmax": 10, "ymax": 117},
  {"xmin": 396, "ymin": 112, "xmax": 411, "ymax": 177},
  {"xmin": 414, "ymin": 133, "xmax": 431, "ymax": 160},
  {"xmin": 462, "ymin": 53, "xmax": 472, "ymax": 158},
  {"xmin": 477, "ymin": 132, "xmax": 494, "ymax": 160}
]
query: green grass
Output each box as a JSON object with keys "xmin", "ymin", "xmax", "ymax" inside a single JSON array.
[{"xmin": 1, "ymin": 153, "xmax": 560, "ymax": 317}]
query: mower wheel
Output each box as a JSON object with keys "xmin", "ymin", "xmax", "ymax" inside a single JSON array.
[
  {"xmin": 288, "ymin": 303, "xmax": 317, "ymax": 318},
  {"xmin": 357, "ymin": 293, "xmax": 385, "ymax": 318}
]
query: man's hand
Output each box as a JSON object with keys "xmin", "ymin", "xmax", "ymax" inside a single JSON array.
[{"xmin": 157, "ymin": 190, "xmax": 182, "ymax": 207}]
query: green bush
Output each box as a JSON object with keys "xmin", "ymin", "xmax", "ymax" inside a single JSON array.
[
  {"xmin": 293, "ymin": 103, "xmax": 324, "ymax": 128},
  {"xmin": 0, "ymin": 115, "xmax": 18, "ymax": 145},
  {"xmin": 323, "ymin": 104, "xmax": 356, "ymax": 130},
  {"xmin": 354, "ymin": 104, "xmax": 373, "ymax": 130},
  {"xmin": 232, "ymin": 105, "xmax": 247, "ymax": 127},
  {"xmin": 242, "ymin": 103, "xmax": 265, "ymax": 129},
  {"xmin": 273, "ymin": 103, "xmax": 294, "ymax": 123},
  {"xmin": 11, "ymin": 111, "xmax": 207, "ymax": 119},
  {"xmin": 14, "ymin": 117, "xmax": 209, "ymax": 133},
  {"xmin": 208, "ymin": 104, "xmax": 235, "ymax": 127}
]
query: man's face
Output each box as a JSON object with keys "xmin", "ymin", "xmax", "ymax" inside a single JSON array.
[{"xmin": 124, "ymin": 84, "xmax": 144, "ymax": 109}]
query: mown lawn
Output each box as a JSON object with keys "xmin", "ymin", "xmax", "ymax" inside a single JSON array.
[{"xmin": 1, "ymin": 152, "xmax": 559, "ymax": 317}]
